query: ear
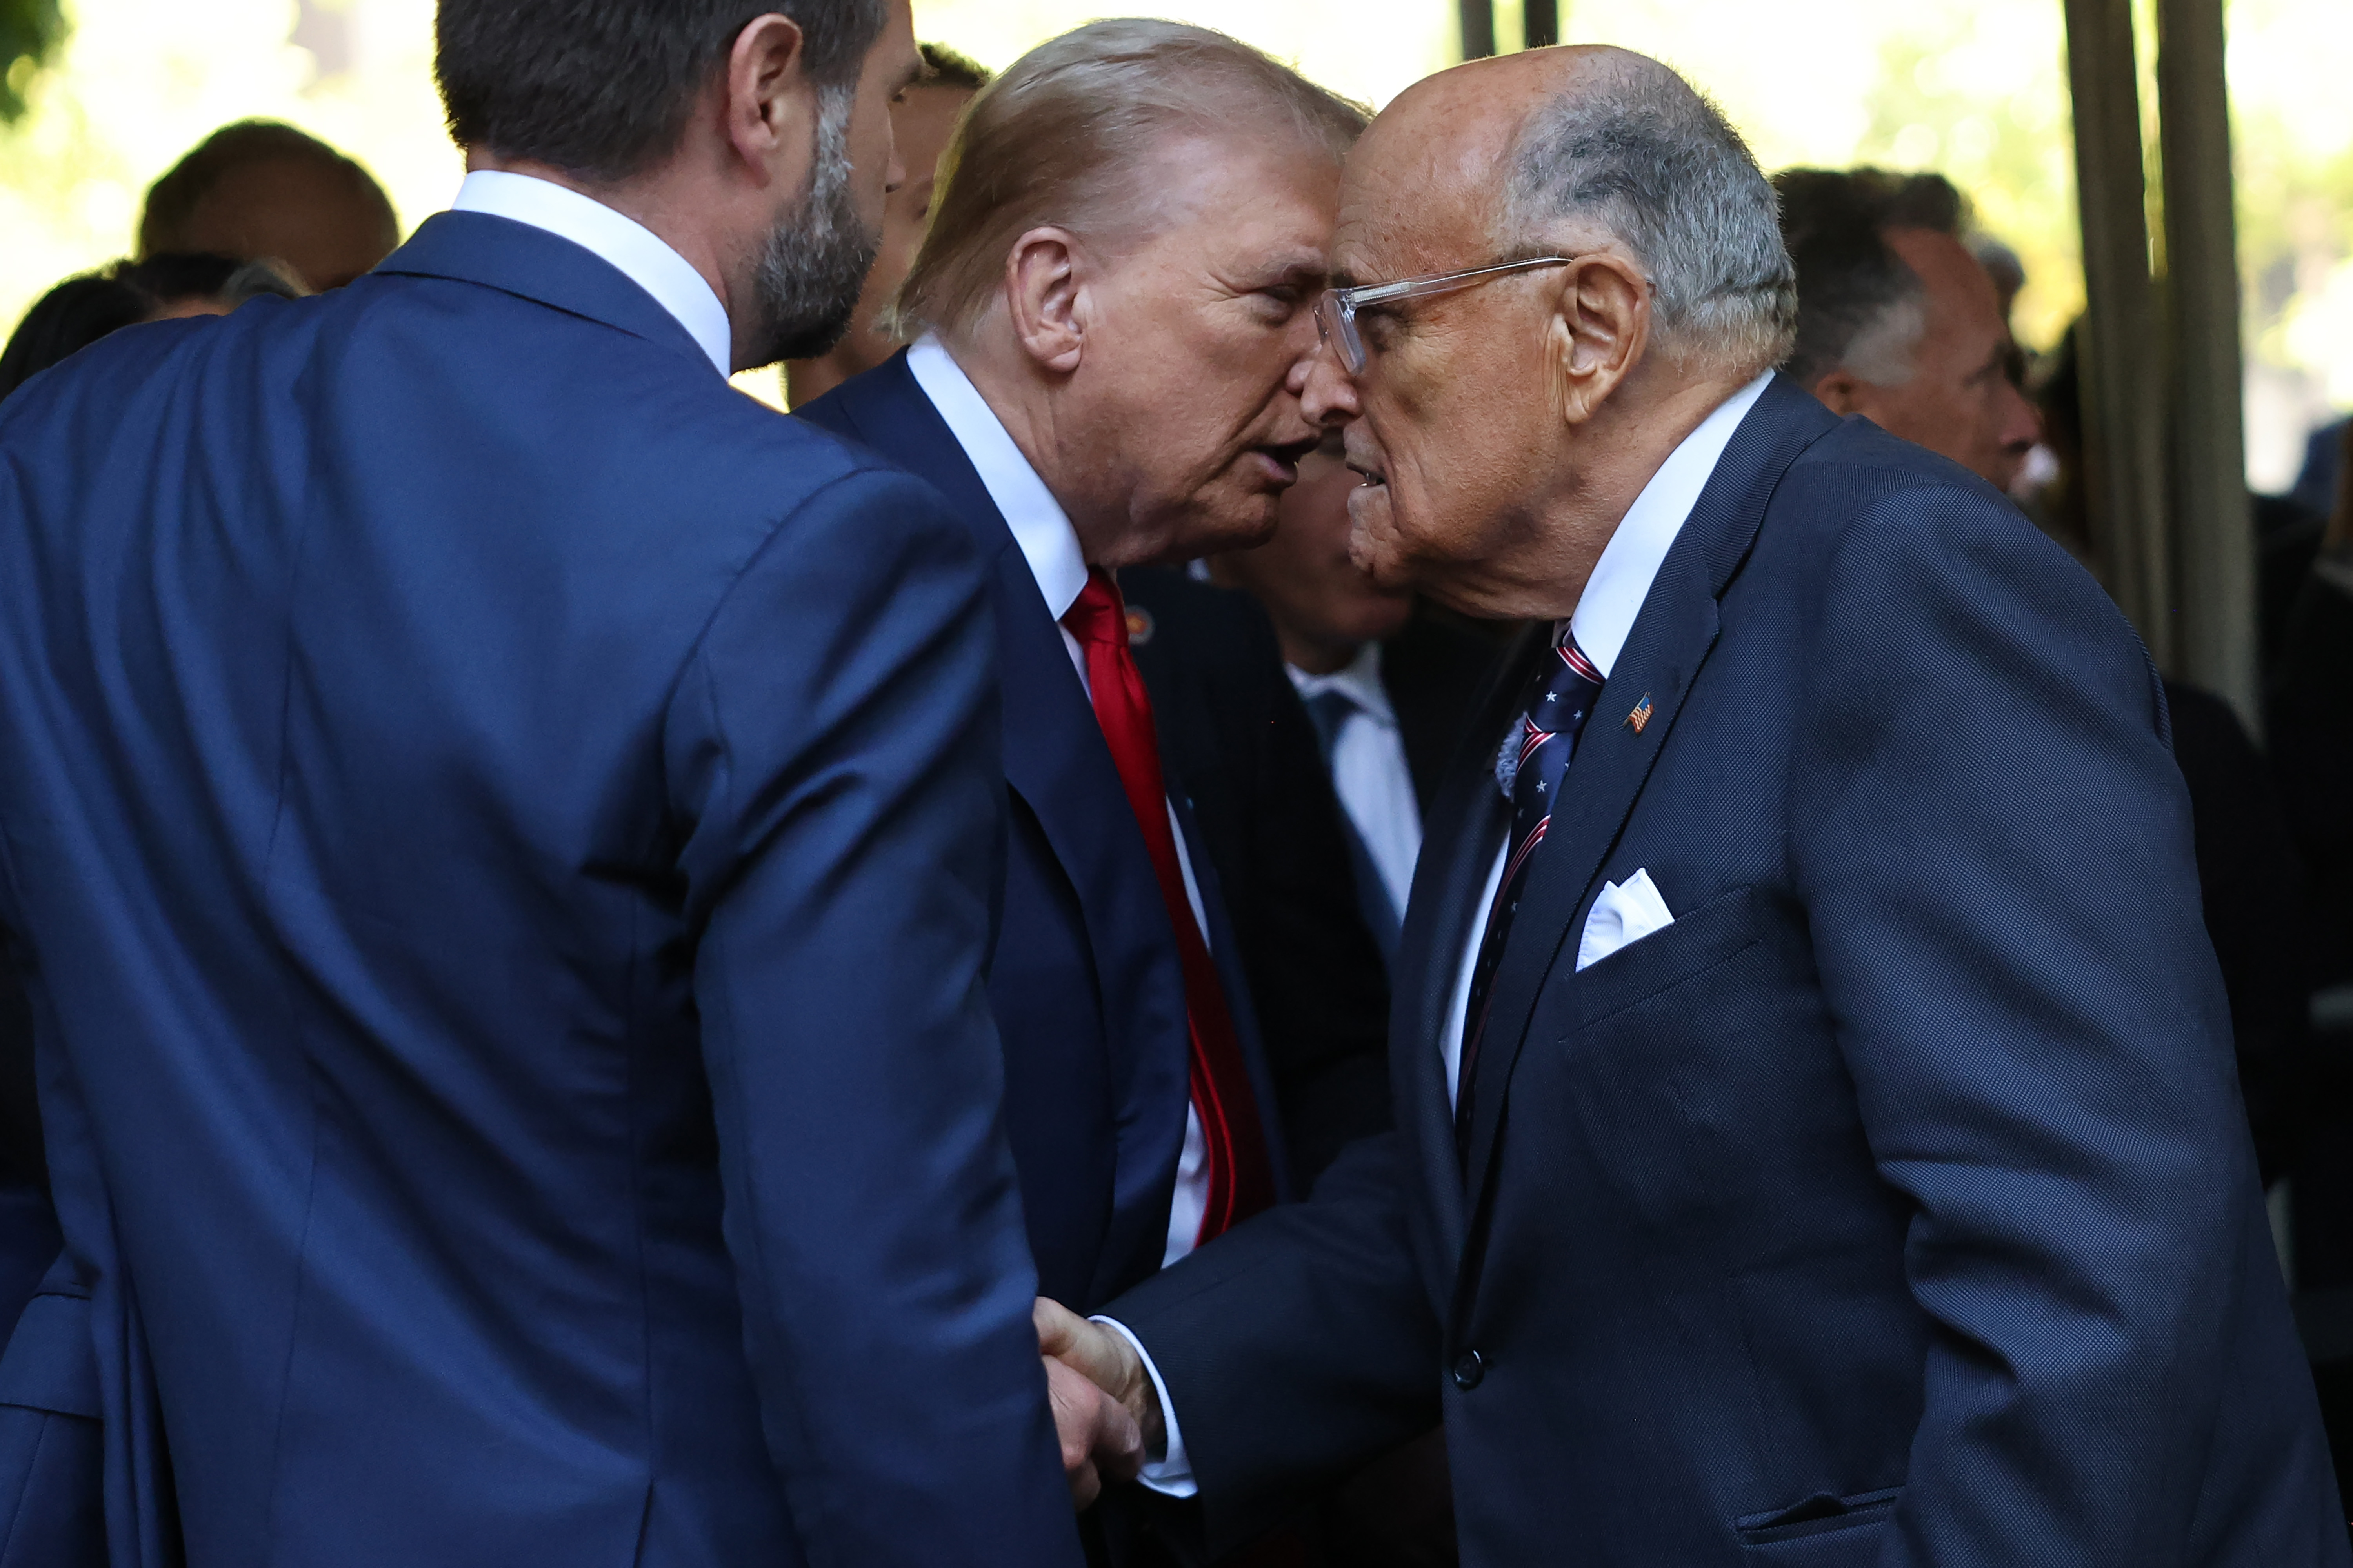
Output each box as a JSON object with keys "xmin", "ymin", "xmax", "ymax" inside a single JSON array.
[
  {"xmin": 1002, "ymin": 227, "xmax": 1088, "ymax": 376},
  {"xmin": 1809, "ymin": 369, "xmax": 1866, "ymax": 416},
  {"xmin": 722, "ymin": 13, "xmax": 815, "ymax": 180},
  {"xmin": 1542, "ymin": 253, "xmax": 1651, "ymax": 427}
]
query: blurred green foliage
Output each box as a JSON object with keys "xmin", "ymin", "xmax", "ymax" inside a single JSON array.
[{"xmin": 2, "ymin": 0, "xmax": 65, "ymax": 122}]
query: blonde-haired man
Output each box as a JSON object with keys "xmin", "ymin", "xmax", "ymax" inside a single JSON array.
[{"xmin": 795, "ymin": 18, "xmax": 1396, "ymax": 1538}]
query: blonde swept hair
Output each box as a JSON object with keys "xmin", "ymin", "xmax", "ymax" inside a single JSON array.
[{"xmin": 889, "ymin": 19, "xmax": 1367, "ymax": 344}]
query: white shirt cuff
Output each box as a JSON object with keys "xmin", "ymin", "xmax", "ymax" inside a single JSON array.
[{"xmin": 1090, "ymin": 1315, "xmax": 1197, "ymax": 1498}]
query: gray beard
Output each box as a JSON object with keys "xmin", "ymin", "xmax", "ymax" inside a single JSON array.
[{"xmin": 743, "ymin": 85, "xmax": 881, "ymax": 368}]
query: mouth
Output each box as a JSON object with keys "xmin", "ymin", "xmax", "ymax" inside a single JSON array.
[
  {"xmin": 1346, "ymin": 457, "xmax": 1388, "ymax": 489},
  {"xmin": 1251, "ymin": 436, "xmax": 1322, "ymax": 487}
]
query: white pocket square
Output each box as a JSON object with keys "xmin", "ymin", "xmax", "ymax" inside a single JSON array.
[{"xmin": 1576, "ymin": 868, "xmax": 1675, "ymax": 972}]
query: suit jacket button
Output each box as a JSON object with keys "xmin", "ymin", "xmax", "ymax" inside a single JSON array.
[{"xmin": 1452, "ymin": 1350, "xmax": 1486, "ymax": 1390}]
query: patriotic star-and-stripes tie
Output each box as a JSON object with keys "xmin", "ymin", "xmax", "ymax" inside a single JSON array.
[{"xmin": 1454, "ymin": 626, "xmax": 1605, "ymax": 1163}]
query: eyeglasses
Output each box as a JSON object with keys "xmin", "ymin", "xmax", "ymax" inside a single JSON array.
[{"xmin": 1312, "ymin": 255, "xmax": 1581, "ymax": 375}]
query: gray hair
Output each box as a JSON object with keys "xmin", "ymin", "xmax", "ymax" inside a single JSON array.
[
  {"xmin": 1499, "ymin": 53, "xmax": 1796, "ymax": 376},
  {"xmin": 1771, "ymin": 167, "xmax": 1969, "ymax": 388}
]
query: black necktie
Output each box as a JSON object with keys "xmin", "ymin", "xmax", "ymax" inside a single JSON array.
[
  {"xmin": 1455, "ymin": 628, "xmax": 1606, "ymax": 1161},
  {"xmin": 1302, "ymin": 687, "xmax": 1402, "ymax": 965}
]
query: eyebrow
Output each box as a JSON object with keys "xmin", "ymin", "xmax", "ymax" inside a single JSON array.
[{"xmin": 1251, "ymin": 248, "xmax": 1331, "ymax": 287}]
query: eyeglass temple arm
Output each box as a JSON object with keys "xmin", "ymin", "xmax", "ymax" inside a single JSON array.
[{"xmin": 1343, "ymin": 256, "xmax": 1576, "ymax": 307}]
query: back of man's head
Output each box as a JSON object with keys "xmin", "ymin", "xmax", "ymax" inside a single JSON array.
[
  {"xmin": 139, "ymin": 121, "xmax": 400, "ymax": 290},
  {"xmin": 435, "ymin": 0, "xmax": 885, "ymax": 184},
  {"xmin": 1773, "ymin": 167, "xmax": 1968, "ymax": 387},
  {"xmin": 1497, "ymin": 51, "xmax": 1797, "ymax": 380},
  {"xmin": 893, "ymin": 18, "xmax": 1365, "ymax": 344}
]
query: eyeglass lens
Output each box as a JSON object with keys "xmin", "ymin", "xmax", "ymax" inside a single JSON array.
[{"xmin": 1313, "ymin": 291, "xmax": 1366, "ymax": 374}]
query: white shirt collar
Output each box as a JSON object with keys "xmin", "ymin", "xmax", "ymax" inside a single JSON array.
[
  {"xmin": 451, "ymin": 170, "xmax": 733, "ymax": 380},
  {"xmin": 1287, "ymin": 642, "xmax": 1396, "ymax": 727},
  {"xmin": 1568, "ymin": 370, "xmax": 1774, "ymax": 676},
  {"xmin": 905, "ymin": 334, "xmax": 1091, "ymax": 621}
]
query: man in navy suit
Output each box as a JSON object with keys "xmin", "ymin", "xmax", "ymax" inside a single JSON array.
[
  {"xmin": 1044, "ymin": 45, "xmax": 2351, "ymax": 1566},
  {"xmin": 799, "ymin": 19, "xmax": 1385, "ymax": 1335},
  {"xmin": 0, "ymin": 2, "xmax": 1100, "ymax": 1564}
]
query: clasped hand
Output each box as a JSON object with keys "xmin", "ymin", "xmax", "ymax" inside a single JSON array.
[{"xmin": 1034, "ymin": 1297, "xmax": 1164, "ymax": 1508}]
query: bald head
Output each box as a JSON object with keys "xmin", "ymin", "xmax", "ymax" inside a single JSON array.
[
  {"xmin": 1352, "ymin": 47, "xmax": 1794, "ymax": 375},
  {"xmin": 1298, "ymin": 47, "xmax": 1793, "ymax": 621}
]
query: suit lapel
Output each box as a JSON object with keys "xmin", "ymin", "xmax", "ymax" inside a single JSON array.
[
  {"xmin": 809, "ymin": 358, "xmax": 1194, "ymax": 1288},
  {"xmin": 1458, "ymin": 379, "xmax": 1840, "ymax": 1224},
  {"xmin": 1391, "ymin": 627, "xmax": 1542, "ymax": 1302}
]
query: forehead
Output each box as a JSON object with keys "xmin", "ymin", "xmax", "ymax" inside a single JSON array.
[
  {"xmin": 1133, "ymin": 130, "xmax": 1341, "ymax": 256},
  {"xmin": 1885, "ymin": 227, "xmax": 2003, "ymax": 328},
  {"xmin": 1332, "ymin": 100, "xmax": 1515, "ymax": 282}
]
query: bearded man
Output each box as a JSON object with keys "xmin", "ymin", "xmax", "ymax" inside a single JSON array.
[{"xmin": 0, "ymin": 2, "xmax": 1089, "ymax": 1564}]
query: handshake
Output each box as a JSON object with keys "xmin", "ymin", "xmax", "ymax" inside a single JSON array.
[{"xmin": 1035, "ymin": 1297, "xmax": 1165, "ymax": 1507}]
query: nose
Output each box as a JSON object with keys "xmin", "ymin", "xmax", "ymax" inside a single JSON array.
[
  {"xmin": 1300, "ymin": 341, "xmax": 1359, "ymax": 429},
  {"xmin": 1997, "ymin": 376, "xmax": 2042, "ymax": 454}
]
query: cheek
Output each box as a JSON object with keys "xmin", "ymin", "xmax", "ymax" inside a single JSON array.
[{"xmin": 1346, "ymin": 483, "xmax": 1403, "ymax": 577}]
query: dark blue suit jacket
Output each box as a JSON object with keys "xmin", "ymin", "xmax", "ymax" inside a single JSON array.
[
  {"xmin": 1110, "ymin": 377, "xmax": 2350, "ymax": 1566},
  {"xmin": 0, "ymin": 212, "xmax": 1079, "ymax": 1568},
  {"xmin": 798, "ymin": 354, "xmax": 1311, "ymax": 1314}
]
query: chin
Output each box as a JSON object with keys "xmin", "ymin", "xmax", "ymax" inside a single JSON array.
[{"xmin": 1180, "ymin": 502, "xmax": 1280, "ymax": 561}]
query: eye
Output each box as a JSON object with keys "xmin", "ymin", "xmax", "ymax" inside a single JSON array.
[
  {"xmin": 1249, "ymin": 287, "xmax": 1303, "ymax": 323},
  {"xmin": 1357, "ymin": 306, "xmax": 1404, "ymax": 351}
]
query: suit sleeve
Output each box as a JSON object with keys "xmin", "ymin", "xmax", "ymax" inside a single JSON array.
[
  {"xmin": 663, "ymin": 464, "xmax": 1080, "ymax": 1568},
  {"xmin": 1791, "ymin": 481, "xmax": 2275, "ymax": 1565},
  {"xmin": 1104, "ymin": 1132, "xmax": 1441, "ymax": 1553}
]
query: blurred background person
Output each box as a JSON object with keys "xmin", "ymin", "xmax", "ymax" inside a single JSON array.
[
  {"xmin": 137, "ymin": 119, "xmax": 400, "ymax": 291},
  {"xmin": 786, "ymin": 42, "xmax": 989, "ymax": 408},
  {"xmin": 0, "ymin": 253, "xmax": 303, "ymax": 403},
  {"xmin": 1207, "ymin": 428, "xmax": 1498, "ymax": 969},
  {"xmin": 1773, "ymin": 167, "xmax": 2042, "ymax": 495}
]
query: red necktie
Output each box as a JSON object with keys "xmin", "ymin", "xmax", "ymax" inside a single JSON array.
[{"xmin": 1062, "ymin": 568, "xmax": 1276, "ymax": 1243}]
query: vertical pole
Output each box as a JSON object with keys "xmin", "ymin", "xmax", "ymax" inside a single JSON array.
[
  {"xmin": 2062, "ymin": 0, "xmax": 2175, "ymax": 668},
  {"xmin": 1524, "ymin": 0, "xmax": 1560, "ymax": 49},
  {"xmin": 1459, "ymin": 0, "xmax": 1496, "ymax": 60},
  {"xmin": 2157, "ymin": 0, "xmax": 2257, "ymax": 723}
]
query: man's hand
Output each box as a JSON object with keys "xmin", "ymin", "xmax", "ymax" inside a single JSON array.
[
  {"xmin": 1045, "ymin": 1353, "xmax": 1142, "ymax": 1508},
  {"xmin": 1035, "ymin": 1297, "xmax": 1164, "ymax": 1502}
]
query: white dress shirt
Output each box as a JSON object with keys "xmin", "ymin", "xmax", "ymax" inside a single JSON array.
[
  {"xmin": 1289, "ymin": 645, "xmax": 1421, "ymax": 918},
  {"xmin": 1114, "ymin": 368, "xmax": 1778, "ymax": 1498},
  {"xmin": 905, "ymin": 335, "xmax": 1216, "ymax": 1267},
  {"xmin": 451, "ymin": 170, "xmax": 733, "ymax": 380}
]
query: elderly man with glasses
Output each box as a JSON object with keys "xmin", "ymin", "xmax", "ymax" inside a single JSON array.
[{"xmin": 1040, "ymin": 42, "xmax": 2348, "ymax": 1568}]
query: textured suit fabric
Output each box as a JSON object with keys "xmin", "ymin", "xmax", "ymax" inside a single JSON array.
[
  {"xmin": 798, "ymin": 356, "xmax": 1389, "ymax": 1315},
  {"xmin": 0, "ymin": 211, "xmax": 1077, "ymax": 1568},
  {"xmin": 1107, "ymin": 376, "xmax": 2348, "ymax": 1567},
  {"xmin": 2159, "ymin": 679, "xmax": 2320, "ymax": 1183}
]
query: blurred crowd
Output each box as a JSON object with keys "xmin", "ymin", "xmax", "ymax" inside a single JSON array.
[{"xmin": 2, "ymin": 28, "xmax": 2349, "ymax": 1563}]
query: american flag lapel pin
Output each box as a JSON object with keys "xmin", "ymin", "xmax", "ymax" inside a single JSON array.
[{"xmin": 1626, "ymin": 694, "xmax": 1653, "ymax": 734}]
